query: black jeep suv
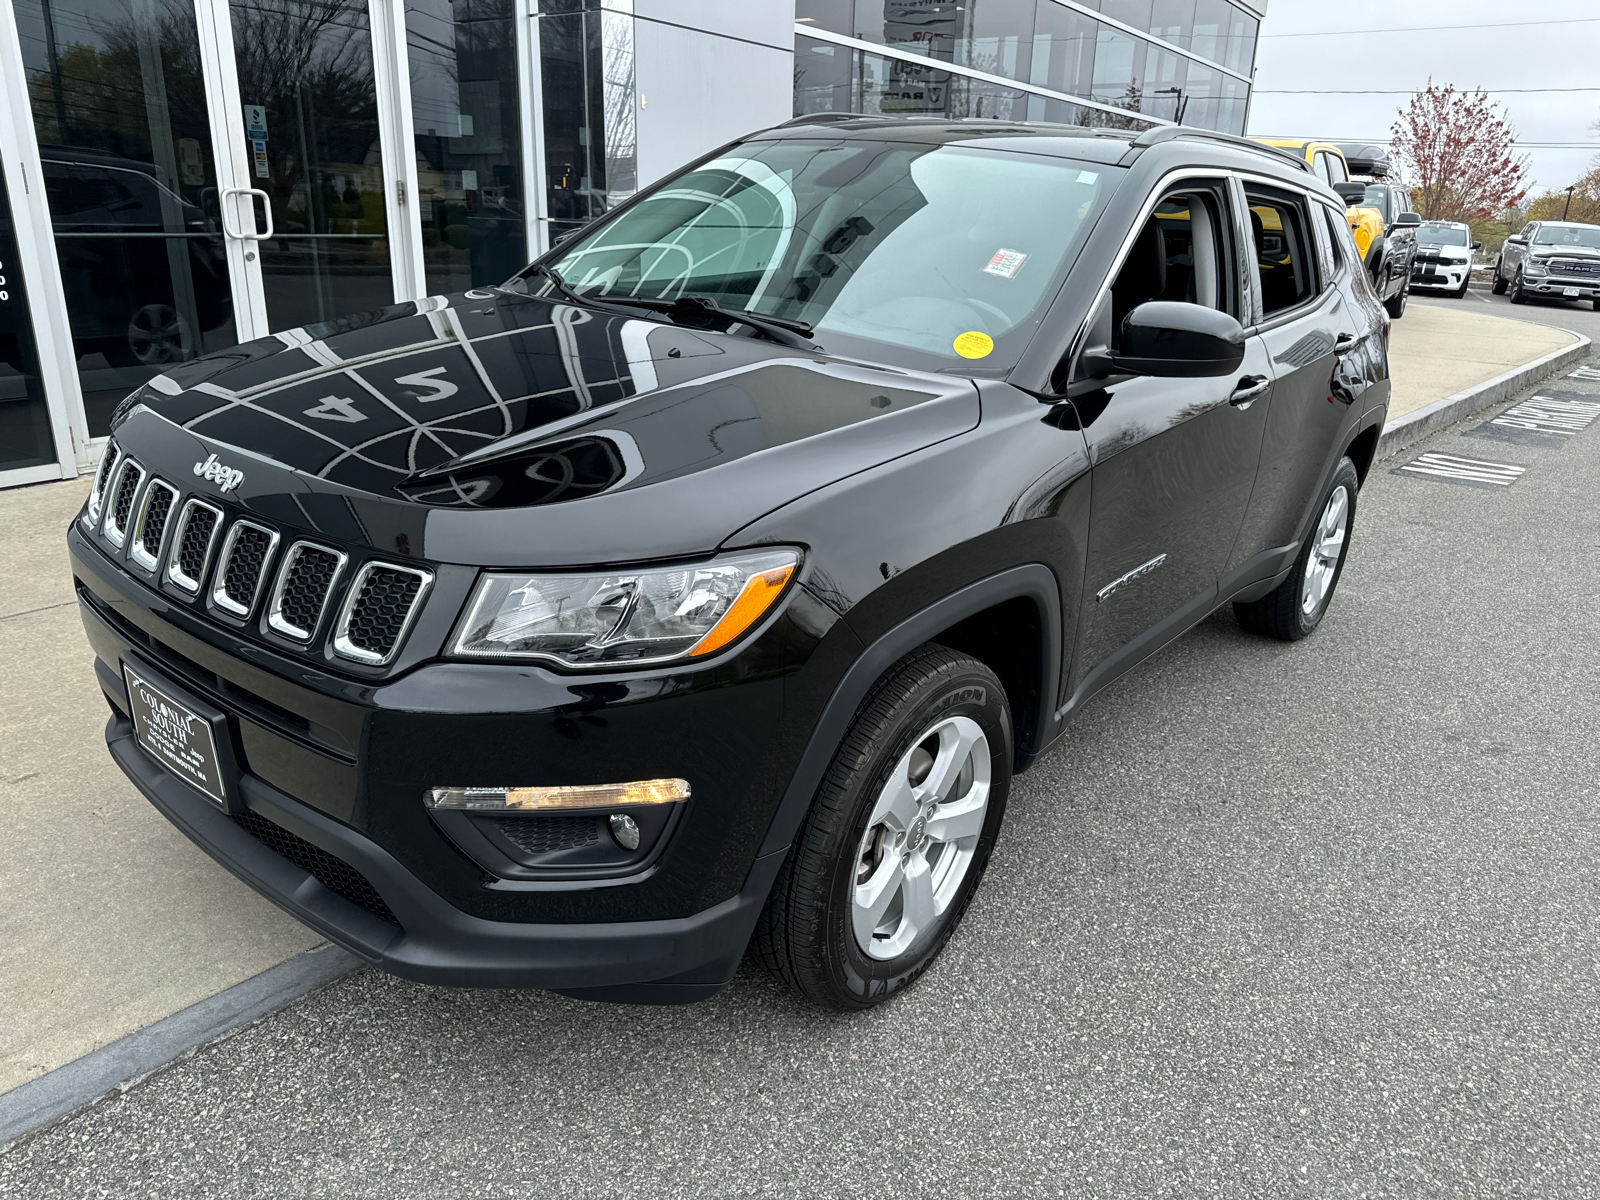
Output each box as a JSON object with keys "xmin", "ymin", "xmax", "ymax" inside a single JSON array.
[{"xmin": 70, "ymin": 118, "xmax": 1389, "ymax": 1010}]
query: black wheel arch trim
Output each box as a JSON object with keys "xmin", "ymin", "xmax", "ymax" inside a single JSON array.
[{"xmin": 756, "ymin": 564, "xmax": 1061, "ymax": 858}]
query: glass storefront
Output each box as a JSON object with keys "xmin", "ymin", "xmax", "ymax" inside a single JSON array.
[
  {"xmin": 796, "ymin": 0, "xmax": 1257, "ymax": 134},
  {"xmin": 406, "ymin": 0, "xmax": 527, "ymax": 294},
  {"xmin": 12, "ymin": 0, "xmax": 235, "ymax": 434}
]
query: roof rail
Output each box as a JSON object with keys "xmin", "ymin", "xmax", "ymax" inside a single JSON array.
[
  {"xmin": 778, "ymin": 111, "xmax": 868, "ymax": 127},
  {"xmin": 1120, "ymin": 125, "xmax": 1312, "ymax": 171}
]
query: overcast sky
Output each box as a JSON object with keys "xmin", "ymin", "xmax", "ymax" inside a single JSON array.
[{"xmin": 1246, "ymin": 0, "xmax": 1600, "ymax": 197}]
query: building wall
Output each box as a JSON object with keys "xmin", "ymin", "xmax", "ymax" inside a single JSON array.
[{"xmin": 633, "ymin": 1, "xmax": 795, "ymax": 190}]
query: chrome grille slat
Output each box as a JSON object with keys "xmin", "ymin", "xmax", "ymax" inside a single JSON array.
[
  {"xmin": 129, "ymin": 479, "xmax": 179, "ymax": 571},
  {"xmin": 211, "ymin": 520, "xmax": 280, "ymax": 617},
  {"xmin": 332, "ymin": 562, "xmax": 433, "ymax": 666},
  {"xmin": 84, "ymin": 445, "xmax": 122, "ymax": 527},
  {"xmin": 267, "ymin": 542, "xmax": 348, "ymax": 641},
  {"xmin": 101, "ymin": 458, "xmax": 145, "ymax": 548},
  {"xmin": 165, "ymin": 499, "xmax": 224, "ymax": 593}
]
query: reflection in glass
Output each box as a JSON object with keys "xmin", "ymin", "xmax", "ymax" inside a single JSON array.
[
  {"xmin": 406, "ymin": 0, "xmax": 526, "ymax": 294},
  {"xmin": 230, "ymin": 0, "xmax": 391, "ymax": 330},
  {"xmin": 11, "ymin": 0, "xmax": 235, "ymax": 433},
  {"xmin": 537, "ymin": 2, "xmax": 635, "ymax": 247},
  {"xmin": 0, "ymin": 165, "xmax": 56, "ymax": 471}
]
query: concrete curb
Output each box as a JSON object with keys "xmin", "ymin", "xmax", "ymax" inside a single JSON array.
[
  {"xmin": 0, "ymin": 943, "xmax": 360, "ymax": 1151},
  {"xmin": 1376, "ymin": 331, "xmax": 1592, "ymax": 461}
]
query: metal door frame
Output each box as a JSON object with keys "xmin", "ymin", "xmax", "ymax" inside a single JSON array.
[{"xmin": 0, "ymin": 0, "xmax": 92, "ymax": 482}]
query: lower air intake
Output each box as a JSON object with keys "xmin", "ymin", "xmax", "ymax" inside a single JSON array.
[{"xmin": 232, "ymin": 808, "xmax": 399, "ymax": 927}]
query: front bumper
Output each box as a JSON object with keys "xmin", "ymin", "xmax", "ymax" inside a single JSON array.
[
  {"xmin": 69, "ymin": 522, "xmax": 830, "ymax": 1000},
  {"xmin": 1523, "ymin": 277, "xmax": 1600, "ymax": 298},
  {"xmin": 1409, "ymin": 264, "xmax": 1471, "ymax": 290},
  {"xmin": 106, "ymin": 710, "xmax": 785, "ymax": 999}
]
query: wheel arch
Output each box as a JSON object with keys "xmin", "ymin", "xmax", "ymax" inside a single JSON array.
[
  {"xmin": 757, "ymin": 565, "xmax": 1061, "ymax": 858},
  {"xmin": 1343, "ymin": 421, "xmax": 1381, "ymax": 486}
]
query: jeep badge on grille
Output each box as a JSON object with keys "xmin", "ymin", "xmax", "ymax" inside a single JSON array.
[{"xmin": 193, "ymin": 453, "xmax": 245, "ymax": 493}]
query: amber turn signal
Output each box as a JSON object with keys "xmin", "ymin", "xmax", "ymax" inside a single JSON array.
[{"xmin": 688, "ymin": 564, "xmax": 795, "ymax": 657}]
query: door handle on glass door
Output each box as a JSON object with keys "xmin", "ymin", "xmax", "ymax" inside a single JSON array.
[
  {"xmin": 219, "ymin": 187, "xmax": 274, "ymax": 240},
  {"xmin": 1229, "ymin": 375, "xmax": 1270, "ymax": 409}
]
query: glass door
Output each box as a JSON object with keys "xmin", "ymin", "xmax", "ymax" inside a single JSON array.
[
  {"xmin": 225, "ymin": 0, "xmax": 397, "ymax": 330},
  {"xmin": 9, "ymin": 0, "xmax": 240, "ymax": 436}
]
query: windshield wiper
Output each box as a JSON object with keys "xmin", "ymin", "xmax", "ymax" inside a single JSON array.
[
  {"xmin": 597, "ymin": 294, "xmax": 821, "ymax": 350},
  {"xmin": 526, "ymin": 263, "xmax": 672, "ymax": 322}
]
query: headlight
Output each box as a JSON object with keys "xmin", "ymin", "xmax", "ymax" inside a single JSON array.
[
  {"xmin": 1525, "ymin": 259, "xmax": 1547, "ymax": 276},
  {"xmin": 450, "ymin": 548, "xmax": 799, "ymax": 667}
]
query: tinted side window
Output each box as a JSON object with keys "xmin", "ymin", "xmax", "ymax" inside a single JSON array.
[
  {"xmin": 1108, "ymin": 182, "xmax": 1239, "ymax": 348},
  {"xmin": 1247, "ymin": 189, "xmax": 1317, "ymax": 317}
]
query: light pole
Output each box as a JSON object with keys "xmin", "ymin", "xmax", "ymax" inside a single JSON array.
[{"xmin": 1563, "ymin": 186, "xmax": 1575, "ymax": 220}]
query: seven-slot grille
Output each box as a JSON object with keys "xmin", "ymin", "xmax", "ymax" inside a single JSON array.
[
  {"xmin": 267, "ymin": 542, "xmax": 346, "ymax": 641},
  {"xmin": 101, "ymin": 458, "xmax": 146, "ymax": 548},
  {"xmin": 87, "ymin": 448, "xmax": 431, "ymax": 667},
  {"xmin": 211, "ymin": 520, "xmax": 280, "ymax": 616},
  {"xmin": 129, "ymin": 479, "xmax": 179, "ymax": 570},
  {"xmin": 333, "ymin": 562, "xmax": 433, "ymax": 665},
  {"xmin": 165, "ymin": 498, "xmax": 224, "ymax": 593}
]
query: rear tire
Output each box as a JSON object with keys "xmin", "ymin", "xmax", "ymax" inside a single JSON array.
[
  {"xmin": 1234, "ymin": 457, "xmax": 1359, "ymax": 642},
  {"xmin": 1384, "ymin": 281, "xmax": 1408, "ymax": 319},
  {"xmin": 751, "ymin": 645, "xmax": 1011, "ymax": 1011}
]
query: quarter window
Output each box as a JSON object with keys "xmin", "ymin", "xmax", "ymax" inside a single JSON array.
[{"xmin": 1247, "ymin": 189, "xmax": 1317, "ymax": 317}]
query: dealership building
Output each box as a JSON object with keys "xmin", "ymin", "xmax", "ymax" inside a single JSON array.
[{"xmin": 0, "ymin": 0, "xmax": 1266, "ymax": 487}]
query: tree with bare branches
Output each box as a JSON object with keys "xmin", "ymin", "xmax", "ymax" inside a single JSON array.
[{"xmin": 1390, "ymin": 83, "xmax": 1529, "ymax": 223}]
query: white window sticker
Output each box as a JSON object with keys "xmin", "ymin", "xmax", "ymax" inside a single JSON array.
[
  {"xmin": 1077, "ymin": 170, "xmax": 1098, "ymax": 185},
  {"xmin": 984, "ymin": 248, "xmax": 1028, "ymax": 279}
]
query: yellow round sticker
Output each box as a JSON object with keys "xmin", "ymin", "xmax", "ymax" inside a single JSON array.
[{"xmin": 953, "ymin": 330, "xmax": 994, "ymax": 359}]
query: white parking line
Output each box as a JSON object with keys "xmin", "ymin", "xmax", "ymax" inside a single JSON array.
[{"xmin": 1397, "ymin": 452, "xmax": 1527, "ymax": 486}]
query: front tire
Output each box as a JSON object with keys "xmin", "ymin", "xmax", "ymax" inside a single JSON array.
[
  {"xmin": 1509, "ymin": 270, "xmax": 1527, "ymax": 304},
  {"xmin": 1384, "ymin": 280, "xmax": 1408, "ymax": 319},
  {"xmin": 1455, "ymin": 275, "xmax": 1471, "ymax": 298},
  {"xmin": 1491, "ymin": 264, "xmax": 1507, "ymax": 295},
  {"xmin": 1234, "ymin": 457, "xmax": 1359, "ymax": 642},
  {"xmin": 752, "ymin": 645, "xmax": 1011, "ymax": 1011}
]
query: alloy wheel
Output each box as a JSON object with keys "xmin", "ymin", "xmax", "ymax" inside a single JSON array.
[
  {"xmin": 1300, "ymin": 484, "xmax": 1349, "ymax": 617},
  {"xmin": 853, "ymin": 714, "xmax": 991, "ymax": 960}
]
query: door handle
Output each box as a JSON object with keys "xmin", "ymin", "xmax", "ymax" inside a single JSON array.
[
  {"xmin": 1229, "ymin": 375, "xmax": 1270, "ymax": 409},
  {"xmin": 220, "ymin": 187, "xmax": 274, "ymax": 240},
  {"xmin": 1333, "ymin": 332, "xmax": 1358, "ymax": 353}
]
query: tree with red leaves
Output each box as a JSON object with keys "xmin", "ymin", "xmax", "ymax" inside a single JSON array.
[{"xmin": 1390, "ymin": 83, "xmax": 1530, "ymax": 223}]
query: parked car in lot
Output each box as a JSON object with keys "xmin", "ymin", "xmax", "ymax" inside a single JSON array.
[
  {"xmin": 1334, "ymin": 180, "xmax": 1422, "ymax": 318},
  {"xmin": 70, "ymin": 117, "xmax": 1390, "ymax": 1011},
  {"xmin": 1493, "ymin": 220, "xmax": 1600, "ymax": 309},
  {"xmin": 1410, "ymin": 220, "xmax": 1481, "ymax": 298}
]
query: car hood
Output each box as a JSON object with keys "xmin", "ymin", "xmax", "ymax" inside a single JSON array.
[
  {"xmin": 1530, "ymin": 246, "xmax": 1600, "ymax": 260},
  {"xmin": 114, "ymin": 290, "xmax": 980, "ymax": 567}
]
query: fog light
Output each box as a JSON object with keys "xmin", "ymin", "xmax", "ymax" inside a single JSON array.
[
  {"xmin": 426, "ymin": 779, "xmax": 690, "ymax": 811},
  {"xmin": 609, "ymin": 813, "xmax": 641, "ymax": 850}
]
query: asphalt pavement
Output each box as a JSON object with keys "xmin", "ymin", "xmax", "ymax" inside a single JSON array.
[
  {"xmin": 4, "ymin": 358, "xmax": 1600, "ymax": 1198},
  {"xmin": 1416, "ymin": 284, "xmax": 1600, "ymax": 342}
]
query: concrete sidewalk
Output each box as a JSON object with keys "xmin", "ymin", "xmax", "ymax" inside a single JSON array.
[
  {"xmin": 0, "ymin": 300, "xmax": 1585, "ymax": 1114},
  {"xmin": 0, "ymin": 479, "xmax": 321, "ymax": 1096}
]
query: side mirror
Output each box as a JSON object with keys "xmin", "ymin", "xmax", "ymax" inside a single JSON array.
[
  {"xmin": 1506, "ymin": 235, "xmax": 1525, "ymax": 245},
  {"xmin": 1333, "ymin": 182, "xmax": 1366, "ymax": 205},
  {"xmin": 1472, "ymin": 241, "xmax": 1483, "ymax": 250},
  {"xmin": 1394, "ymin": 211, "xmax": 1422, "ymax": 228},
  {"xmin": 1104, "ymin": 301, "xmax": 1246, "ymax": 379}
]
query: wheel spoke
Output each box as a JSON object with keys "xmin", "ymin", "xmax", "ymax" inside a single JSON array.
[
  {"xmin": 1317, "ymin": 525, "xmax": 1345, "ymax": 562},
  {"xmin": 852, "ymin": 856, "xmax": 905, "ymax": 947},
  {"xmin": 917, "ymin": 719, "xmax": 982, "ymax": 805},
  {"xmin": 866, "ymin": 764, "xmax": 919, "ymax": 833},
  {"xmin": 899, "ymin": 855, "xmax": 938, "ymax": 937},
  {"xmin": 924, "ymin": 795, "xmax": 986, "ymax": 845}
]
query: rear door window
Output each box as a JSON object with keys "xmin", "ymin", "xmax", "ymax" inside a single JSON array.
[{"xmin": 1247, "ymin": 188, "xmax": 1318, "ymax": 317}]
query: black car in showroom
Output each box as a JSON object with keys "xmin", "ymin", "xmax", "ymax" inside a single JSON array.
[{"xmin": 70, "ymin": 117, "xmax": 1390, "ymax": 1010}]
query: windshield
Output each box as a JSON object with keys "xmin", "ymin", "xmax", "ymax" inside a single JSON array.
[
  {"xmin": 1418, "ymin": 226, "xmax": 1468, "ymax": 247},
  {"xmin": 1534, "ymin": 225, "xmax": 1600, "ymax": 249},
  {"xmin": 531, "ymin": 139, "xmax": 1116, "ymax": 371}
]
